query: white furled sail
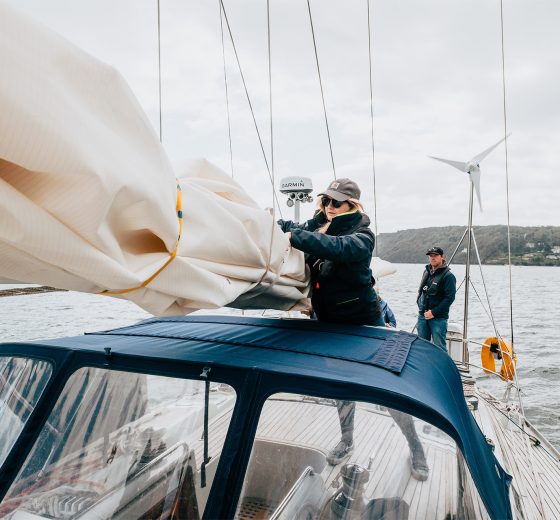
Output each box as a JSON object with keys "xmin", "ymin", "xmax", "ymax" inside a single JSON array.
[
  {"xmin": 0, "ymin": 2, "xmax": 308, "ymax": 316},
  {"xmin": 371, "ymin": 257, "xmax": 397, "ymax": 279}
]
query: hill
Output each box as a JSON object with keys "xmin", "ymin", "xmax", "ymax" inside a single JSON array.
[{"xmin": 377, "ymin": 226, "xmax": 560, "ymax": 266}]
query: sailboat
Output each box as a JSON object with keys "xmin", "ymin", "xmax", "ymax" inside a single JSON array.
[{"xmin": 1, "ymin": 2, "xmax": 560, "ymax": 520}]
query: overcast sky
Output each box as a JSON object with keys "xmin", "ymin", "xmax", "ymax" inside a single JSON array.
[{"xmin": 8, "ymin": 0, "xmax": 560, "ymax": 232}]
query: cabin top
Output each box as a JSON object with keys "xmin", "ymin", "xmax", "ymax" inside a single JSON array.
[{"xmin": 2, "ymin": 315, "xmax": 512, "ymax": 518}]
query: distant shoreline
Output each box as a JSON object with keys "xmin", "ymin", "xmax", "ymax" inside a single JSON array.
[{"xmin": 377, "ymin": 225, "xmax": 560, "ymax": 266}]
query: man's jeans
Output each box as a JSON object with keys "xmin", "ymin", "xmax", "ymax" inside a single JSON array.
[{"xmin": 417, "ymin": 315, "xmax": 448, "ymax": 352}]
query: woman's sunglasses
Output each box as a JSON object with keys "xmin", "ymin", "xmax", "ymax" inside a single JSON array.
[{"xmin": 321, "ymin": 196, "xmax": 344, "ymax": 209}]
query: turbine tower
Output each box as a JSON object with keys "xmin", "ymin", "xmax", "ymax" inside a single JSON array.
[{"xmin": 428, "ymin": 135, "xmax": 509, "ymax": 368}]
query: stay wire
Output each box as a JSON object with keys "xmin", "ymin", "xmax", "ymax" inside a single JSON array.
[
  {"xmin": 157, "ymin": 0, "xmax": 163, "ymax": 142},
  {"xmin": 267, "ymin": 0, "xmax": 275, "ymax": 203},
  {"xmin": 219, "ymin": 0, "xmax": 235, "ymax": 178},
  {"xmin": 261, "ymin": 0, "xmax": 277, "ymax": 287},
  {"xmin": 498, "ymin": 0, "xmax": 524, "ymax": 414},
  {"xmin": 499, "ymin": 0, "xmax": 515, "ymax": 352},
  {"xmin": 470, "ymin": 230, "xmax": 501, "ymax": 339},
  {"xmin": 366, "ymin": 0, "xmax": 379, "ymax": 254},
  {"xmin": 219, "ymin": 0, "xmax": 283, "ymax": 216},
  {"xmin": 306, "ymin": 0, "xmax": 337, "ymax": 180},
  {"xmin": 471, "ymin": 228, "xmax": 524, "ymax": 413}
]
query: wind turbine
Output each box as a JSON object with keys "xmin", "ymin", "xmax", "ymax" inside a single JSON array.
[
  {"xmin": 429, "ymin": 135, "xmax": 509, "ymax": 212},
  {"xmin": 428, "ymin": 135, "xmax": 509, "ymax": 369}
]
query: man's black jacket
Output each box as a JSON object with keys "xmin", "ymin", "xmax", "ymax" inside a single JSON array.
[
  {"xmin": 417, "ymin": 264, "xmax": 457, "ymax": 319},
  {"xmin": 279, "ymin": 211, "xmax": 381, "ymax": 325}
]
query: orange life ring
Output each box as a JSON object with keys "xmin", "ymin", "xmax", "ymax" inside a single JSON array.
[{"xmin": 481, "ymin": 336, "xmax": 516, "ymax": 381}]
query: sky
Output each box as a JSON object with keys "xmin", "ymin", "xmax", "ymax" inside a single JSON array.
[{"xmin": 7, "ymin": 0, "xmax": 560, "ymax": 233}]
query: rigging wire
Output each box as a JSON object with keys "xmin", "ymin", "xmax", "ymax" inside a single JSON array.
[
  {"xmin": 267, "ymin": 0, "xmax": 275, "ymax": 205},
  {"xmin": 451, "ymin": 229, "xmax": 524, "ymax": 410},
  {"xmin": 471, "ymin": 230, "xmax": 522, "ymax": 387},
  {"xmin": 219, "ymin": 0, "xmax": 235, "ymax": 178},
  {"xmin": 470, "ymin": 231, "xmax": 502, "ymax": 340},
  {"xmin": 156, "ymin": 0, "xmax": 163, "ymax": 142},
  {"xmin": 499, "ymin": 0, "xmax": 514, "ymax": 352},
  {"xmin": 258, "ymin": 0, "xmax": 277, "ymax": 290},
  {"xmin": 218, "ymin": 0, "xmax": 283, "ymax": 216},
  {"xmin": 499, "ymin": 0, "xmax": 525, "ymax": 416},
  {"xmin": 306, "ymin": 0, "xmax": 337, "ymax": 180},
  {"xmin": 476, "ymin": 391, "xmax": 560, "ymax": 464},
  {"xmin": 366, "ymin": 0, "xmax": 379, "ymax": 254}
]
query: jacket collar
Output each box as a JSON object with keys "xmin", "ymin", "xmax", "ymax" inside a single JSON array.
[
  {"xmin": 425, "ymin": 261, "xmax": 449, "ymax": 275},
  {"xmin": 327, "ymin": 211, "xmax": 370, "ymax": 235}
]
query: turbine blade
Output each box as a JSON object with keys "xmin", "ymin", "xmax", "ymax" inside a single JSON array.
[
  {"xmin": 471, "ymin": 134, "xmax": 511, "ymax": 164},
  {"xmin": 428, "ymin": 156, "xmax": 469, "ymax": 172},
  {"xmin": 469, "ymin": 169, "xmax": 483, "ymax": 211}
]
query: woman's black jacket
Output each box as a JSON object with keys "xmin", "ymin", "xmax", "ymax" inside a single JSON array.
[{"xmin": 279, "ymin": 211, "xmax": 381, "ymax": 325}]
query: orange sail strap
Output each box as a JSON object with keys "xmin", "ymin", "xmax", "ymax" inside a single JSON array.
[{"xmin": 98, "ymin": 182, "xmax": 183, "ymax": 296}]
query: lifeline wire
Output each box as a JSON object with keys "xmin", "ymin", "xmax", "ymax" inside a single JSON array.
[
  {"xmin": 218, "ymin": 0, "xmax": 283, "ymax": 216},
  {"xmin": 306, "ymin": 0, "xmax": 337, "ymax": 180},
  {"xmin": 219, "ymin": 0, "xmax": 235, "ymax": 178},
  {"xmin": 476, "ymin": 391, "xmax": 560, "ymax": 464},
  {"xmin": 366, "ymin": 0, "xmax": 379, "ymax": 254}
]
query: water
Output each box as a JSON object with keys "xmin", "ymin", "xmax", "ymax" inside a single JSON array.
[
  {"xmin": 378, "ymin": 263, "xmax": 560, "ymax": 450},
  {"xmin": 1, "ymin": 264, "xmax": 559, "ymax": 449}
]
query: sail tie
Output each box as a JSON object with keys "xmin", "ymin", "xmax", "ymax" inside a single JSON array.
[{"xmin": 98, "ymin": 182, "xmax": 183, "ymax": 296}]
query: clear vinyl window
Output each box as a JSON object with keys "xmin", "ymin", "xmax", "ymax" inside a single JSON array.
[
  {"xmin": 1, "ymin": 367, "xmax": 236, "ymax": 520},
  {"xmin": 235, "ymin": 393, "xmax": 490, "ymax": 520},
  {"xmin": 0, "ymin": 356, "xmax": 52, "ymax": 468}
]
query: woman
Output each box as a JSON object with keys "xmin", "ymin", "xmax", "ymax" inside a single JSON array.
[
  {"xmin": 279, "ymin": 179, "xmax": 384, "ymax": 463},
  {"xmin": 279, "ymin": 178, "xmax": 429, "ymax": 479},
  {"xmin": 279, "ymin": 178, "xmax": 384, "ymax": 326}
]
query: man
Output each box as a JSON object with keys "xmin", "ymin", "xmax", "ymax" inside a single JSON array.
[{"xmin": 417, "ymin": 246, "xmax": 456, "ymax": 351}]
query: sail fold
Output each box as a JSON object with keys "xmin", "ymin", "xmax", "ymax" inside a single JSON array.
[{"xmin": 0, "ymin": 2, "xmax": 308, "ymax": 315}]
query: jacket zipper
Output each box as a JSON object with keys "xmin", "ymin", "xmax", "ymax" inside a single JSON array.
[{"xmin": 336, "ymin": 297, "xmax": 360, "ymax": 305}]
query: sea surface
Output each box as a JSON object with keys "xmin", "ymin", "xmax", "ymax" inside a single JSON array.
[{"xmin": 1, "ymin": 263, "xmax": 559, "ymax": 450}]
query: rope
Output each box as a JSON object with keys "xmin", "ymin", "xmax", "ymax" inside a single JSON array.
[
  {"xmin": 0, "ymin": 286, "xmax": 67, "ymax": 298},
  {"xmin": 98, "ymin": 182, "xmax": 183, "ymax": 296},
  {"xmin": 157, "ymin": 0, "xmax": 163, "ymax": 142},
  {"xmin": 306, "ymin": 0, "xmax": 336, "ymax": 180},
  {"xmin": 218, "ymin": 0, "xmax": 283, "ymax": 217},
  {"xmin": 219, "ymin": 0, "xmax": 235, "ymax": 178},
  {"xmin": 499, "ymin": 0, "xmax": 515, "ymax": 353},
  {"xmin": 366, "ymin": 0, "xmax": 379, "ymax": 254}
]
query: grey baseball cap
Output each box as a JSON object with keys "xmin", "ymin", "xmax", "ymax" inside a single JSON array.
[
  {"xmin": 426, "ymin": 246, "xmax": 444, "ymax": 255},
  {"xmin": 318, "ymin": 178, "xmax": 361, "ymax": 201}
]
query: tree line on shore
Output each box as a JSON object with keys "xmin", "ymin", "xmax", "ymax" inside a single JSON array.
[{"xmin": 377, "ymin": 225, "xmax": 560, "ymax": 266}]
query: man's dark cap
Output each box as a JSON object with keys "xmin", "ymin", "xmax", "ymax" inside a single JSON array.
[
  {"xmin": 426, "ymin": 246, "xmax": 444, "ymax": 256},
  {"xmin": 318, "ymin": 178, "xmax": 361, "ymax": 202}
]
